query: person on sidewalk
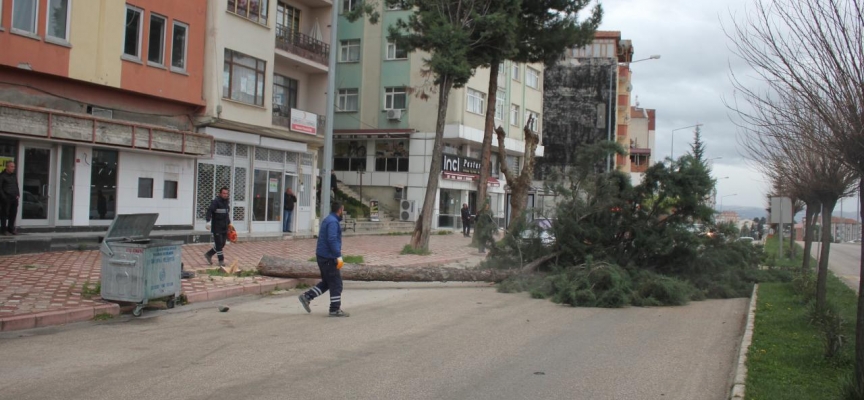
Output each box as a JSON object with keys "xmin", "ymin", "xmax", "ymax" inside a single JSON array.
[
  {"xmin": 204, "ymin": 187, "xmax": 231, "ymax": 267},
  {"xmin": 0, "ymin": 162, "xmax": 20, "ymax": 236},
  {"xmin": 330, "ymin": 172, "xmax": 338, "ymax": 198},
  {"xmin": 283, "ymin": 187, "xmax": 297, "ymax": 233},
  {"xmin": 461, "ymin": 203, "xmax": 472, "ymax": 237},
  {"xmin": 298, "ymin": 201, "xmax": 349, "ymax": 317}
]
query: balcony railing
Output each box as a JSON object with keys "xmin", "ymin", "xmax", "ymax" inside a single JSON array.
[
  {"xmin": 273, "ymin": 106, "xmax": 326, "ymax": 136},
  {"xmin": 275, "ymin": 28, "xmax": 330, "ymax": 65}
]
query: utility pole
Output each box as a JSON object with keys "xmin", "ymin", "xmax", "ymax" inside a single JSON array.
[{"xmin": 319, "ymin": 3, "xmax": 339, "ymax": 219}]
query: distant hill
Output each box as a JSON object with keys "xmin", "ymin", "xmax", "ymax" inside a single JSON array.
[{"xmin": 723, "ymin": 206, "xmax": 768, "ymax": 221}]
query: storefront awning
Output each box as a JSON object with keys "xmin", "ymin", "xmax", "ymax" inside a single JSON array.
[
  {"xmin": 334, "ymin": 129, "xmax": 413, "ymax": 139},
  {"xmin": 442, "ymin": 171, "xmax": 478, "ymax": 181},
  {"xmin": 486, "ymin": 177, "xmax": 500, "ymax": 187}
]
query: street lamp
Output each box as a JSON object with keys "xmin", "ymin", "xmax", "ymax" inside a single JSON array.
[
  {"xmin": 720, "ymin": 193, "xmax": 737, "ymax": 212},
  {"xmin": 606, "ymin": 55, "xmax": 661, "ymax": 171},
  {"xmin": 670, "ymin": 123, "xmax": 703, "ymax": 160}
]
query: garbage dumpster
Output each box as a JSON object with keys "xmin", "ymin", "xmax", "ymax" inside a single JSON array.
[{"xmin": 100, "ymin": 213, "xmax": 183, "ymax": 317}]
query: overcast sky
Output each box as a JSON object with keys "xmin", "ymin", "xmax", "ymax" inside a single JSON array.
[{"xmin": 593, "ymin": 0, "xmax": 860, "ymax": 215}]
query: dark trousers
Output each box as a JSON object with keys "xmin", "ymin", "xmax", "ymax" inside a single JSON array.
[
  {"xmin": 462, "ymin": 219, "xmax": 471, "ymax": 236},
  {"xmin": 0, "ymin": 199, "xmax": 17, "ymax": 233},
  {"xmin": 304, "ymin": 256, "xmax": 343, "ymax": 312},
  {"xmin": 205, "ymin": 233, "xmax": 227, "ymax": 262}
]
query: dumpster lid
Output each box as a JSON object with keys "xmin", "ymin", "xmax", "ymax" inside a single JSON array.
[{"xmin": 103, "ymin": 213, "xmax": 160, "ymax": 242}]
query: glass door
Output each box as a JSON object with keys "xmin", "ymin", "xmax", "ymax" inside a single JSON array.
[
  {"xmin": 56, "ymin": 145, "xmax": 75, "ymax": 223},
  {"xmin": 252, "ymin": 169, "xmax": 282, "ymax": 226},
  {"xmin": 20, "ymin": 146, "xmax": 52, "ymax": 225},
  {"xmin": 438, "ymin": 189, "xmax": 460, "ymax": 228}
]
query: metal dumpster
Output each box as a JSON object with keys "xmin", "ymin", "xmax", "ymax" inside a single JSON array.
[{"xmin": 100, "ymin": 213, "xmax": 183, "ymax": 317}]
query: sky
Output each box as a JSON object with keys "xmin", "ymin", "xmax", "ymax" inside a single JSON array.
[{"xmin": 592, "ymin": 0, "xmax": 860, "ymax": 216}]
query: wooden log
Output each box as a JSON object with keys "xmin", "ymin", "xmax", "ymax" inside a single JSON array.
[{"xmin": 257, "ymin": 255, "xmax": 517, "ymax": 282}]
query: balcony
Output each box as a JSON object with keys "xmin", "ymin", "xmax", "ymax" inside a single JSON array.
[
  {"xmin": 275, "ymin": 28, "xmax": 329, "ymax": 67},
  {"xmin": 273, "ymin": 106, "xmax": 326, "ymax": 136}
]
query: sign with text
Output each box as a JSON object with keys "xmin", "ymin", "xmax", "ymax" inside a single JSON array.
[
  {"xmin": 290, "ymin": 109, "xmax": 318, "ymax": 135},
  {"xmin": 369, "ymin": 200, "xmax": 380, "ymax": 222},
  {"xmin": 442, "ymin": 154, "xmax": 481, "ymax": 175}
]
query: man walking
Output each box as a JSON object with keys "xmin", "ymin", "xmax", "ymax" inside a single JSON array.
[
  {"xmin": 461, "ymin": 203, "xmax": 472, "ymax": 237},
  {"xmin": 0, "ymin": 162, "xmax": 20, "ymax": 235},
  {"xmin": 204, "ymin": 187, "xmax": 231, "ymax": 267},
  {"xmin": 283, "ymin": 187, "xmax": 297, "ymax": 233},
  {"xmin": 298, "ymin": 201, "xmax": 349, "ymax": 317}
]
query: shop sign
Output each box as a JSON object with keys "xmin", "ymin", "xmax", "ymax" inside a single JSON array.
[
  {"xmin": 290, "ymin": 109, "xmax": 318, "ymax": 135},
  {"xmin": 370, "ymin": 200, "xmax": 380, "ymax": 222},
  {"xmin": 442, "ymin": 154, "xmax": 481, "ymax": 175}
]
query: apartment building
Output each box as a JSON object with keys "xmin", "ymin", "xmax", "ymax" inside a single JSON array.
[
  {"xmin": 0, "ymin": 0, "xmax": 212, "ymax": 230},
  {"xmin": 629, "ymin": 105, "xmax": 656, "ymax": 184},
  {"xmin": 330, "ymin": 1, "xmax": 544, "ymax": 229},
  {"xmin": 195, "ymin": 0, "xmax": 332, "ymax": 235}
]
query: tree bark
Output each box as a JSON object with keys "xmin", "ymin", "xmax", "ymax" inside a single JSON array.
[
  {"xmin": 477, "ymin": 60, "xmax": 501, "ymax": 208},
  {"xmin": 495, "ymin": 116, "xmax": 540, "ymax": 233},
  {"xmin": 258, "ymin": 255, "xmax": 516, "ymax": 282},
  {"xmin": 856, "ymin": 183, "xmax": 864, "ymax": 394},
  {"xmin": 815, "ymin": 197, "xmax": 837, "ymax": 313},
  {"xmin": 801, "ymin": 201, "xmax": 818, "ymax": 273},
  {"xmin": 410, "ymin": 76, "xmax": 453, "ymax": 251}
]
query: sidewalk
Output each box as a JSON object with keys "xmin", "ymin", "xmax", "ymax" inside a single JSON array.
[{"xmin": 0, "ymin": 233, "xmax": 483, "ymax": 332}]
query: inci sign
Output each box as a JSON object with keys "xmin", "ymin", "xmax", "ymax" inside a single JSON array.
[{"xmin": 442, "ymin": 154, "xmax": 481, "ymax": 175}]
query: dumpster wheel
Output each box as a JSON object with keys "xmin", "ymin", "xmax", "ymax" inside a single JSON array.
[
  {"xmin": 132, "ymin": 305, "xmax": 144, "ymax": 317},
  {"xmin": 166, "ymin": 297, "xmax": 176, "ymax": 309}
]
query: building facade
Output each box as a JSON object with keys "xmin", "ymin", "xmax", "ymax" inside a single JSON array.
[
  {"xmin": 628, "ymin": 106, "xmax": 656, "ymax": 184},
  {"xmin": 0, "ymin": 0, "xmax": 213, "ymax": 230},
  {"xmin": 331, "ymin": 1, "xmax": 544, "ymax": 229}
]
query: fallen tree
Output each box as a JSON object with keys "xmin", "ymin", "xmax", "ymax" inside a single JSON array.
[{"xmin": 258, "ymin": 255, "xmax": 518, "ymax": 282}]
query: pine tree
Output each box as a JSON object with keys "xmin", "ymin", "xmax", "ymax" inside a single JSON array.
[{"xmin": 690, "ymin": 126, "xmax": 706, "ymax": 162}]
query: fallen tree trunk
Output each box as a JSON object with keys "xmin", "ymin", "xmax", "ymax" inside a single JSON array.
[{"xmin": 257, "ymin": 255, "xmax": 517, "ymax": 282}]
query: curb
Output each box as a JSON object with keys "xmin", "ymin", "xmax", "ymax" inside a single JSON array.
[{"xmin": 729, "ymin": 283, "xmax": 759, "ymax": 399}]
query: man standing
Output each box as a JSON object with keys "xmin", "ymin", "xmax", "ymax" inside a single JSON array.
[
  {"xmin": 298, "ymin": 201, "xmax": 349, "ymax": 317},
  {"xmin": 204, "ymin": 187, "xmax": 231, "ymax": 267},
  {"xmin": 283, "ymin": 187, "xmax": 297, "ymax": 233},
  {"xmin": 461, "ymin": 203, "xmax": 472, "ymax": 237},
  {"xmin": 0, "ymin": 162, "xmax": 20, "ymax": 235}
]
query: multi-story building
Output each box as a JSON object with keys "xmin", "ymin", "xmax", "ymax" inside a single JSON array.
[
  {"xmin": 0, "ymin": 0, "xmax": 213, "ymax": 231},
  {"xmin": 628, "ymin": 105, "xmax": 656, "ymax": 184},
  {"xmin": 194, "ymin": 0, "xmax": 331, "ymax": 235},
  {"xmin": 330, "ymin": 1, "xmax": 544, "ymax": 229}
]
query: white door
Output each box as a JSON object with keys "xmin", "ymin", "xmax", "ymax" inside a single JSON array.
[
  {"xmin": 18, "ymin": 144, "xmax": 54, "ymax": 226},
  {"xmin": 296, "ymin": 173, "xmax": 313, "ymax": 232}
]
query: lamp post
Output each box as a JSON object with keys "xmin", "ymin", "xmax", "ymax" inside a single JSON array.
[
  {"xmin": 319, "ymin": 1, "xmax": 340, "ymax": 219},
  {"xmin": 720, "ymin": 193, "xmax": 737, "ymax": 212},
  {"xmin": 606, "ymin": 55, "xmax": 661, "ymax": 171},
  {"xmin": 670, "ymin": 123, "xmax": 703, "ymax": 160}
]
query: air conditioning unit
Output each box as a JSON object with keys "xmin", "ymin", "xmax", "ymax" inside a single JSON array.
[
  {"xmin": 399, "ymin": 199, "xmax": 417, "ymax": 221},
  {"xmin": 387, "ymin": 109, "xmax": 403, "ymax": 121}
]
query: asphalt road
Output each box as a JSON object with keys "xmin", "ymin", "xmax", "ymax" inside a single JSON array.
[
  {"xmin": 820, "ymin": 242, "xmax": 863, "ymax": 291},
  {"xmin": 0, "ymin": 283, "xmax": 747, "ymax": 400}
]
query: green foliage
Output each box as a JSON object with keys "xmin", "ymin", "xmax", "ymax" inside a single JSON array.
[
  {"xmin": 630, "ymin": 272, "xmax": 695, "ymax": 306},
  {"xmin": 333, "ymin": 188, "xmax": 370, "ymax": 218},
  {"xmin": 689, "ymin": 126, "xmax": 706, "ymax": 162},
  {"xmin": 93, "ymin": 313, "xmax": 114, "ymax": 321},
  {"xmin": 308, "ymin": 255, "xmax": 364, "ymax": 264},
  {"xmin": 808, "ymin": 301, "xmax": 846, "ymax": 360},
  {"xmin": 81, "ymin": 281, "xmax": 101, "ymax": 299},
  {"xmin": 401, "ymin": 244, "xmax": 430, "ymax": 255}
]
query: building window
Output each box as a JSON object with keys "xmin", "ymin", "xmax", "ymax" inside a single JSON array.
[
  {"xmin": 164, "ymin": 180, "xmax": 178, "ymax": 199},
  {"xmin": 227, "ymin": 0, "xmax": 268, "ymax": 25},
  {"xmin": 138, "ymin": 178, "xmax": 154, "ymax": 198},
  {"xmin": 90, "ymin": 149, "xmax": 118, "ymax": 220},
  {"xmin": 339, "ymin": 39, "xmax": 360, "ymax": 62},
  {"xmin": 171, "ymin": 21, "xmax": 188, "ymax": 71},
  {"xmin": 147, "ymin": 14, "xmax": 167, "ymax": 65},
  {"xmin": 374, "ymin": 139, "xmax": 409, "ymax": 172},
  {"xmin": 123, "ymin": 5, "xmax": 143, "ymax": 59},
  {"xmin": 386, "ymin": 0, "xmax": 407, "ymax": 10},
  {"xmin": 223, "ymin": 49, "xmax": 266, "ymax": 106},
  {"xmin": 511, "ymin": 63, "xmax": 521, "ymax": 81},
  {"xmin": 342, "ymin": 0, "xmax": 360, "ymax": 13},
  {"xmin": 495, "ymin": 91, "xmax": 505, "ymax": 121},
  {"xmin": 46, "ymin": 0, "xmax": 69, "ymax": 41},
  {"xmin": 526, "ymin": 110, "xmax": 540, "ymax": 132},
  {"xmin": 526, "ymin": 67, "xmax": 540, "ymax": 89},
  {"xmin": 12, "ymin": 0, "xmax": 37, "ymax": 33},
  {"xmin": 385, "ymin": 87, "xmax": 407, "ymax": 110},
  {"xmin": 506, "ymin": 155, "xmax": 520, "ymax": 173},
  {"xmin": 334, "ymin": 140, "xmax": 367, "ymax": 171},
  {"xmin": 510, "ymin": 104, "xmax": 520, "ymax": 126},
  {"xmin": 467, "ymin": 88, "xmax": 485, "ymax": 115},
  {"xmin": 276, "ymin": 2, "xmax": 300, "ymax": 38},
  {"xmin": 497, "ymin": 62, "xmax": 506, "ymax": 88},
  {"xmin": 0, "ymin": 0, "xmax": 4, "ymax": 29},
  {"xmin": 490, "ymin": 153, "xmax": 500, "ymax": 177},
  {"xmin": 337, "ymin": 88, "xmax": 359, "ymax": 112},
  {"xmin": 273, "ymin": 74, "xmax": 298, "ymax": 114},
  {"xmin": 386, "ymin": 41, "xmax": 407, "ymax": 60}
]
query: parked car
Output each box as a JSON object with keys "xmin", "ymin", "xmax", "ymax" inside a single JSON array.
[
  {"xmin": 520, "ymin": 218, "xmax": 555, "ymax": 247},
  {"xmin": 738, "ymin": 236, "xmax": 755, "ymax": 244}
]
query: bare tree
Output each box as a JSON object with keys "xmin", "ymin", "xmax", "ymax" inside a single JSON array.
[{"xmin": 495, "ymin": 115, "xmax": 541, "ymax": 232}]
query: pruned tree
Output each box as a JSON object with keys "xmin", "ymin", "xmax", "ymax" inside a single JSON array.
[{"xmin": 495, "ymin": 115, "xmax": 541, "ymax": 232}]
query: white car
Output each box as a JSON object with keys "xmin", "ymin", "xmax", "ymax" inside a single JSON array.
[{"xmin": 520, "ymin": 218, "xmax": 556, "ymax": 246}]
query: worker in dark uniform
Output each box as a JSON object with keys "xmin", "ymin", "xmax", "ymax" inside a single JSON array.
[
  {"xmin": 205, "ymin": 187, "xmax": 231, "ymax": 267},
  {"xmin": 461, "ymin": 203, "xmax": 472, "ymax": 237},
  {"xmin": 298, "ymin": 201, "xmax": 349, "ymax": 317},
  {"xmin": 0, "ymin": 161, "xmax": 19, "ymax": 235}
]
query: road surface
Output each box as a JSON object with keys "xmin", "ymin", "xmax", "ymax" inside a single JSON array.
[
  {"xmin": 0, "ymin": 282, "xmax": 747, "ymax": 400},
  {"xmin": 821, "ymin": 242, "xmax": 863, "ymax": 291}
]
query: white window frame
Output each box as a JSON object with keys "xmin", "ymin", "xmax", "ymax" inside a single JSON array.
[
  {"xmin": 511, "ymin": 63, "xmax": 521, "ymax": 82},
  {"xmin": 147, "ymin": 13, "xmax": 167, "ymax": 66},
  {"xmin": 11, "ymin": 0, "xmax": 39, "ymax": 36},
  {"xmin": 526, "ymin": 67, "xmax": 540, "ymax": 89},
  {"xmin": 45, "ymin": 0, "xmax": 71, "ymax": 43},
  {"xmin": 122, "ymin": 5, "xmax": 144, "ymax": 61},
  {"xmin": 0, "ymin": 0, "xmax": 4, "ymax": 30},
  {"xmin": 526, "ymin": 110, "xmax": 540, "ymax": 132},
  {"xmin": 342, "ymin": 0, "xmax": 360, "ymax": 14},
  {"xmin": 466, "ymin": 88, "xmax": 485, "ymax": 115},
  {"xmin": 510, "ymin": 104, "xmax": 520, "ymax": 126},
  {"xmin": 337, "ymin": 88, "xmax": 359, "ymax": 112},
  {"xmin": 386, "ymin": 41, "xmax": 407, "ymax": 60},
  {"xmin": 339, "ymin": 39, "xmax": 361, "ymax": 62},
  {"xmin": 170, "ymin": 20, "xmax": 189, "ymax": 72},
  {"xmin": 494, "ymin": 91, "xmax": 505, "ymax": 122},
  {"xmin": 384, "ymin": 87, "xmax": 407, "ymax": 110}
]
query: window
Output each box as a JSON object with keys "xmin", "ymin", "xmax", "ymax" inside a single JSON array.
[
  {"xmin": 171, "ymin": 21, "xmax": 188, "ymax": 71},
  {"xmin": 490, "ymin": 153, "xmax": 500, "ymax": 177},
  {"xmin": 385, "ymin": 87, "xmax": 406, "ymax": 110},
  {"xmin": 497, "ymin": 62, "xmax": 506, "ymax": 88},
  {"xmin": 90, "ymin": 149, "xmax": 118, "ymax": 220},
  {"xmin": 46, "ymin": 0, "xmax": 69, "ymax": 41},
  {"xmin": 342, "ymin": 0, "xmax": 360, "ymax": 13},
  {"xmin": 506, "ymin": 155, "xmax": 520, "ymax": 174},
  {"xmin": 526, "ymin": 110, "xmax": 540, "ymax": 132},
  {"xmin": 138, "ymin": 178, "xmax": 154, "ymax": 198},
  {"xmin": 273, "ymin": 74, "xmax": 298, "ymax": 114},
  {"xmin": 495, "ymin": 91, "xmax": 505, "ymax": 121},
  {"xmin": 148, "ymin": 14, "xmax": 167, "ymax": 65},
  {"xmin": 510, "ymin": 104, "xmax": 520, "ymax": 126},
  {"xmin": 374, "ymin": 139, "xmax": 409, "ymax": 172},
  {"xmin": 123, "ymin": 6, "xmax": 143, "ymax": 59},
  {"xmin": 276, "ymin": 3, "xmax": 300, "ymax": 38},
  {"xmin": 337, "ymin": 88, "xmax": 359, "ymax": 112},
  {"xmin": 334, "ymin": 140, "xmax": 367, "ymax": 171},
  {"xmin": 511, "ymin": 63, "xmax": 521, "ymax": 81},
  {"xmin": 12, "ymin": 0, "xmax": 37, "ymax": 34},
  {"xmin": 0, "ymin": 0, "xmax": 3, "ymax": 29},
  {"xmin": 386, "ymin": 41, "xmax": 407, "ymax": 60},
  {"xmin": 223, "ymin": 49, "xmax": 267, "ymax": 106},
  {"xmin": 526, "ymin": 67, "xmax": 540, "ymax": 89},
  {"xmin": 164, "ymin": 180, "xmax": 178, "ymax": 199},
  {"xmin": 467, "ymin": 88, "xmax": 485, "ymax": 115},
  {"xmin": 386, "ymin": 0, "xmax": 407, "ymax": 10},
  {"xmin": 227, "ymin": 0, "xmax": 268, "ymax": 25},
  {"xmin": 339, "ymin": 39, "xmax": 360, "ymax": 62}
]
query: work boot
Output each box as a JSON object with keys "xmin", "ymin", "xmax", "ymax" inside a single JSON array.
[
  {"xmin": 218, "ymin": 261, "xmax": 225, "ymax": 267},
  {"xmin": 205, "ymin": 253, "xmax": 213, "ymax": 265},
  {"xmin": 329, "ymin": 309, "xmax": 350, "ymax": 317},
  {"xmin": 298, "ymin": 294, "xmax": 311, "ymax": 313}
]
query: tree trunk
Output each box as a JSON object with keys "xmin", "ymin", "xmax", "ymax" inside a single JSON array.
[
  {"xmin": 815, "ymin": 197, "xmax": 837, "ymax": 313},
  {"xmin": 410, "ymin": 77, "xmax": 453, "ymax": 251},
  {"xmin": 477, "ymin": 61, "xmax": 501, "ymax": 208},
  {"xmin": 856, "ymin": 183, "xmax": 864, "ymax": 395},
  {"xmin": 802, "ymin": 201, "xmax": 818, "ymax": 273},
  {"xmin": 495, "ymin": 117, "xmax": 540, "ymax": 233},
  {"xmin": 258, "ymin": 255, "xmax": 516, "ymax": 282}
]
